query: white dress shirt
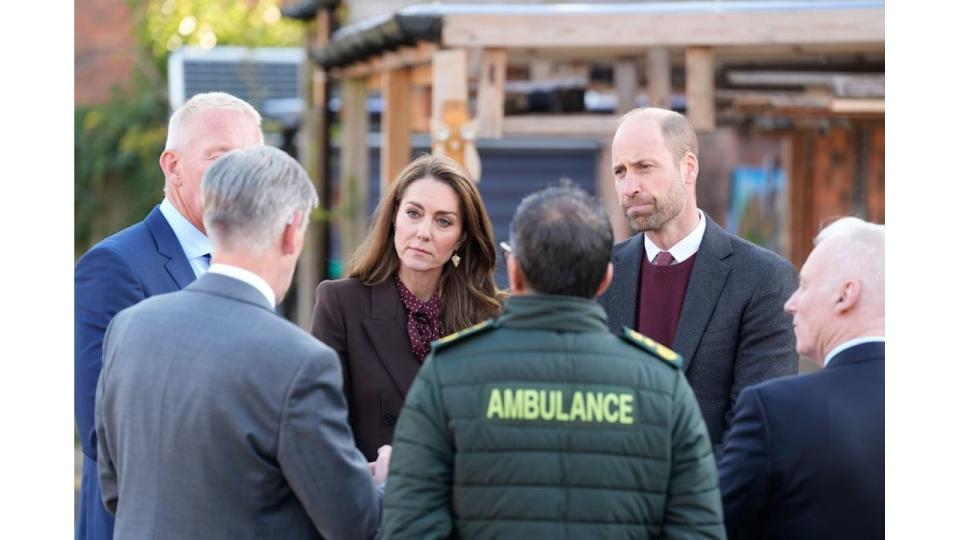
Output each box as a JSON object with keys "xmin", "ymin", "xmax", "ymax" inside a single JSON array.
[
  {"xmin": 823, "ymin": 336, "xmax": 885, "ymax": 367},
  {"xmin": 207, "ymin": 263, "xmax": 277, "ymax": 309},
  {"xmin": 644, "ymin": 209, "xmax": 706, "ymax": 264},
  {"xmin": 159, "ymin": 198, "xmax": 212, "ymax": 277}
]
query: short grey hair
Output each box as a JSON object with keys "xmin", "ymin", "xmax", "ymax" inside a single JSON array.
[
  {"xmin": 618, "ymin": 107, "xmax": 699, "ymax": 164},
  {"xmin": 201, "ymin": 146, "xmax": 318, "ymax": 253},
  {"xmin": 166, "ymin": 92, "xmax": 264, "ymax": 150},
  {"xmin": 815, "ymin": 217, "xmax": 885, "ymax": 302}
]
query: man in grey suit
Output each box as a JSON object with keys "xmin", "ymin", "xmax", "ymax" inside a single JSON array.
[
  {"xmin": 95, "ymin": 146, "xmax": 383, "ymax": 539},
  {"xmin": 598, "ymin": 108, "xmax": 798, "ymax": 454}
]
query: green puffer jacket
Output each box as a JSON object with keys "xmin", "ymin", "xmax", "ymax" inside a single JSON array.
[{"xmin": 382, "ymin": 294, "xmax": 725, "ymax": 540}]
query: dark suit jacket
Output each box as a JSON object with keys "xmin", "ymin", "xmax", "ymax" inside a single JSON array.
[
  {"xmin": 719, "ymin": 341, "xmax": 885, "ymax": 540},
  {"xmin": 598, "ymin": 214, "xmax": 798, "ymax": 452},
  {"xmin": 311, "ymin": 278, "xmax": 422, "ymax": 461},
  {"xmin": 74, "ymin": 205, "xmax": 195, "ymax": 540},
  {"xmin": 96, "ymin": 273, "xmax": 380, "ymax": 540}
]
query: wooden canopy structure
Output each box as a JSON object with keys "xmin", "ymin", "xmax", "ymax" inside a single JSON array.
[{"xmin": 283, "ymin": 0, "xmax": 884, "ymax": 328}]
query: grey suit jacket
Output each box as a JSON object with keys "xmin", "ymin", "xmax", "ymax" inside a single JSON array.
[
  {"xmin": 95, "ymin": 273, "xmax": 380, "ymax": 540},
  {"xmin": 598, "ymin": 214, "xmax": 798, "ymax": 453}
]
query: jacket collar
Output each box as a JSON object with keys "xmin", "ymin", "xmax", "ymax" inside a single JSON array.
[
  {"xmin": 362, "ymin": 279, "xmax": 420, "ymax": 397},
  {"xmin": 499, "ymin": 294, "xmax": 609, "ymax": 334},
  {"xmin": 184, "ymin": 272, "xmax": 275, "ymax": 313},
  {"xmin": 145, "ymin": 205, "xmax": 197, "ymax": 289},
  {"xmin": 826, "ymin": 340, "xmax": 885, "ymax": 370}
]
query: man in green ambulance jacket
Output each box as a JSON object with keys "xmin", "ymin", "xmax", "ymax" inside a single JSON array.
[{"xmin": 382, "ymin": 182, "xmax": 724, "ymax": 539}]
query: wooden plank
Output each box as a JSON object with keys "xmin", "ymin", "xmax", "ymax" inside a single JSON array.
[
  {"xmin": 614, "ymin": 58, "xmax": 637, "ymax": 115},
  {"xmin": 410, "ymin": 63, "xmax": 433, "ymax": 87},
  {"xmin": 296, "ymin": 9, "xmax": 331, "ymax": 329},
  {"xmin": 476, "ymin": 48, "xmax": 507, "ymax": 138},
  {"xmin": 431, "ymin": 49, "xmax": 469, "ymax": 165},
  {"xmin": 441, "ymin": 8, "xmax": 884, "ymax": 48},
  {"xmin": 645, "ymin": 48, "xmax": 671, "ymax": 109},
  {"xmin": 381, "ymin": 67, "xmax": 412, "ymax": 191},
  {"xmin": 339, "ymin": 77, "xmax": 370, "ymax": 265},
  {"xmin": 788, "ymin": 131, "xmax": 813, "ymax": 269},
  {"xmin": 866, "ymin": 124, "xmax": 885, "ymax": 223},
  {"xmin": 686, "ymin": 46, "xmax": 715, "ymax": 132},
  {"xmin": 503, "ymin": 114, "xmax": 619, "ymax": 136},
  {"xmin": 329, "ymin": 42, "xmax": 436, "ymax": 80},
  {"xmin": 410, "ymin": 86, "xmax": 431, "ymax": 133}
]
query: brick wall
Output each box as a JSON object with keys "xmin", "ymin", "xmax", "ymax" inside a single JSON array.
[{"xmin": 75, "ymin": 0, "xmax": 137, "ymax": 105}]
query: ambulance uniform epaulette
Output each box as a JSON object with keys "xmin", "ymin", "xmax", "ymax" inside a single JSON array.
[
  {"xmin": 619, "ymin": 327, "xmax": 683, "ymax": 369},
  {"xmin": 432, "ymin": 319, "xmax": 498, "ymax": 352}
]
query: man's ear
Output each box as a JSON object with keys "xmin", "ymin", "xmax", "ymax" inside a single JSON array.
[
  {"xmin": 507, "ymin": 256, "xmax": 526, "ymax": 295},
  {"xmin": 834, "ymin": 279, "xmax": 861, "ymax": 315},
  {"xmin": 159, "ymin": 150, "xmax": 180, "ymax": 183},
  {"xmin": 682, "ymin": 151, "xmax": 699, "ymax": 186},
  {"xmin": 281, "ymin": 211, "xmax": 304, "ymax": 256},
  {"xmin": 594, "ymin": 263, "xmax": 614, "ymax": 298}
]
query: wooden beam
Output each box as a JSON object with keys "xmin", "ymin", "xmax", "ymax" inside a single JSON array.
[
  {"xmin": 410, "ymin": 63, "xmax": 433, "ymax": 87},
  {"xmin": 410, "ymin": 86, "xmax": 431, "ymax": 133},
  {"xmin": 503, "ymin": 114, "xmax": 619, "ymax": 136},
  {"xmin": 686, "ymin": 46, "xmax": 715, "ymax": 132},
  {"xmin": 431, "ymin": 49, "xmax": 469, "ymax": 165},
  {"xmin": 645, "ymin": 48, "xmax": 671, "ymax": 109},
  {"xmin": 441, "ymin": 7, "xmax": 884, "ymax": 48},
  {"xmin": 295, "ymin": 8, "xmax": 331, "ymax": 329},
  {"xmin": 614, "ymin": 58, "xmax": 637, "ymax": 115},
  {"xmin": 329, "ymin": 42, "xmax": 437, "ymax": 80},
  {"xmin": 339, "ymin": 77, "xmax": 369, "ymax": 265},
  {"xmin": 476, "ymin": 48, "xmax": 507, "ymax": 138},
  {"xmin": 381, "ymin": 67, "xmax": 412, "ymax": 191}
]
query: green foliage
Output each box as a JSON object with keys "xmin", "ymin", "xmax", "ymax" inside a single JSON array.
[
  {"xmin": 75, "ymin": 77, "xmax": 168, "ymax": 256},
  {"xmin": 76, "ymin": 0, "xmax": 305, "ymax": 255},
  {"xmin": 134, "ymin": 0, "xmax": 304, "ymax": 77}
]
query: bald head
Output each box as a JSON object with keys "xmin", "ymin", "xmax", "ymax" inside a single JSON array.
[
  {"xmin": 785, "ymin": 217, "xmax": 885, "ymax": 363},
  {"xmin": 618, "ymin": 108, "xmax": 699, "ymax": 166},
  {"xmin": 814, "ymin": 217, "xmax": 885, "ymax": 309}
]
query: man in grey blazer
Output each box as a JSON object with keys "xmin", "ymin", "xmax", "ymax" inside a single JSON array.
[
  {"xmin": 598, "ymin": 108, "xmax": 798, "ymax": 454},
  {"xmin": 95, "ymin": 146, "xmax": 383, "ymax": 539}
]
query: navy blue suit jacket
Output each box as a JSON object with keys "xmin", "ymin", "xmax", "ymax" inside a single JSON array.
[
  {"xmin": 74, "ymin": 206, "xmax": 196, "ymax": 540},
  {"xmin": 719, "ymin": 341, "xmax": 884, "ymax": 540}
]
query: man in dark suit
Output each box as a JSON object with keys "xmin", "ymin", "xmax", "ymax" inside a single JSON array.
[
  {"xmin": 598, "ymin": 107, "xmax": 798, "ymax": 453},
  {"xmin": 719, "ymin": 217, "xmax": 884, "ymax": 539},
  {"xmin": 96, "ymin": 146, "xmax": 383, "ymax": 539},
  {"xmin": 74, "ymin": 92, "xmax": 263, "ymax": 540}
]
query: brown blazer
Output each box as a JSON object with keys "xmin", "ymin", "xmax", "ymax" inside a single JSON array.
[{"xmin": 310, "ymin": 277, "xmax": 421, "ymax": 461}]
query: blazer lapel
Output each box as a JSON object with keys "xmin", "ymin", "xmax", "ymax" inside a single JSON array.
[
  {"xmin": 145, "ymin": 206, "xmax": 197, "ymax": 289},
  {"xmin": 607, "ymin": 235, "xmax": 645, "ymax": 330},
  {"xmin": 361, "ymin": 281, "xmax": 421, "ymax": 397},
  {"xmin": 673, "ymin": 216, "xmax": 732, "ymax": 373}
]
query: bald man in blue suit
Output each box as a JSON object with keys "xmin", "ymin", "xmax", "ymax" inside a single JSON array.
[
  {"xmin": 719, "ymin": 217, "xmax": 885, "ymax": 539},
  {"xmin": 74, "ymin": 92, "xmax": 262, "ymax": 540}
]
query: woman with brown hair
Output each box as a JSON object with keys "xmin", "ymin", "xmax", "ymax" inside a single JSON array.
[{"xmin": 310, "ymin": 154, "xmax": 503, "ymax": 460}]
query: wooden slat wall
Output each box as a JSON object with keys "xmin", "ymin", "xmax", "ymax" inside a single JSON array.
[
  {"xmin": 867, "ymin": 125, "xmax": 885, "ymax": 223},
  {"xmin": 789, "ymin": 123, "xmax": 885, "ymax": 268}
]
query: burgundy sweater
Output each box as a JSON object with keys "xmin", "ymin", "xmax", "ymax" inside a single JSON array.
[{"xmin": 636, "ymin": 252, "xmax": 697, "ymax": 348}]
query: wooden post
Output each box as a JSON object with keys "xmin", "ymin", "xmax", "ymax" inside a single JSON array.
[
  {"xmin": 476, "ymin": 48, "xmax": 507, "ymax": 138},
  {"xmin": 431, "ymin": 49, "xmax": 470, "ymax": 166},
  {"xmin": 685, "ymin": 46, "xmax": 715, "ymax": 131},
  {"xmin": 645, "ymin": 48, "xmax": 671, "ymax": 109},
  {"xmin": 614, "ymin": 58, "xmax": 638, "ymax": 115},
  {"xmin": 294, "ymin": 9, "xmax": 329, "ymax": 330},
  {"xmin": 340, "ymin": 77, "xmax": 369, "ymax": 266},
  {"xmin": 380, "ymin": 67, "xmax": 411, "ymax": 191}
]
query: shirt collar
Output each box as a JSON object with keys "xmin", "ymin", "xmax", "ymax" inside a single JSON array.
[
  {"xmin": 207, "ymin": 263, "xmax": 277, "ymax": 309},
  {"xmin": 159, "ymin": 198, "xmax": 211, "ymax": 261},
  {"xmin": 824, "ymin": 336, "xmax": 885, "ymax": 367},
  {"xmin": 644, "ymin": 209, "xmax": 706, "ymax": 264}
]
